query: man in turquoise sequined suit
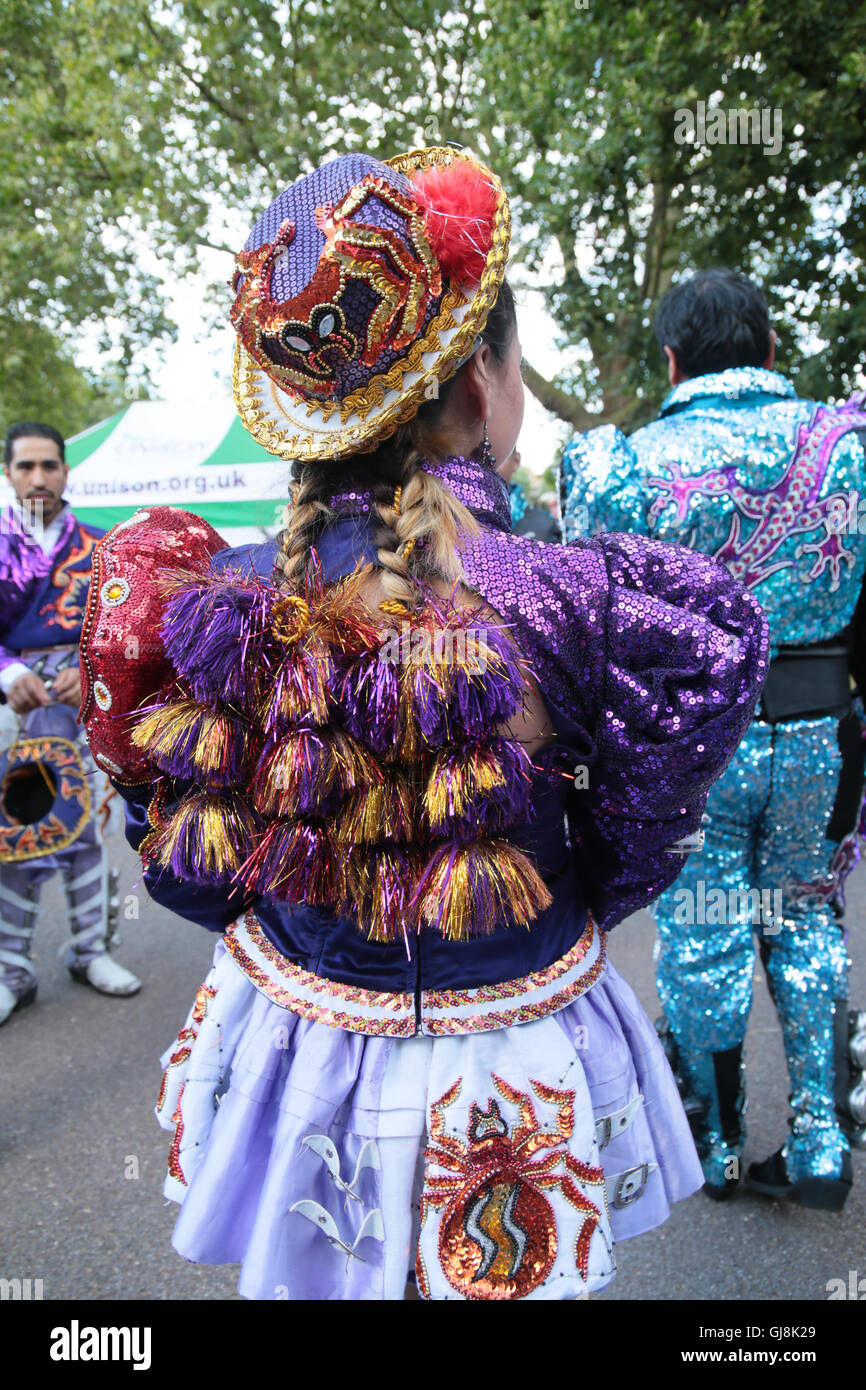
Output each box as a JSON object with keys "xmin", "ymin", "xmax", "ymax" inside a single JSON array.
[{"xmin": 561, "ymin": 269, "xmax": 866, "ymax": 1209}]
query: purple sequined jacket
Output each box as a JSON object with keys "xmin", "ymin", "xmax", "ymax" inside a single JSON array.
[
  {"xmin": 123, "ymin": 455, "xmax": 769, "ymax": 1011},
  {"xmin": 420, "ymin": 456, "xmax": 769, "ymax": 930},
  {"xmin": 0, "ymin": 503, "xmax": 104, "ymax": 692}
]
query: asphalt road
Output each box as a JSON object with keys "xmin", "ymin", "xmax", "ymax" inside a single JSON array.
[{"xmin": 1, "ymin": 826, "xmax": 864, "ymax": 1302}]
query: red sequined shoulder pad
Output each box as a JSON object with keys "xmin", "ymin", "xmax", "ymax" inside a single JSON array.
[{"xmin": 79, "ymin": 507, "xmax": 227, "ymax": 785}]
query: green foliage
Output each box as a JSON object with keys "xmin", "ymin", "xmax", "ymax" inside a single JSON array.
[
  {"xmin": 480, "ymin": 0, "xmax": 866, "ymax": 422},
  {"xmin": 2, "ymin": 0, "xmax": 864, "ymax": 432},
  {"xmin": 0, "ymin": 317, "xmax": 128, "ymax": 439},
  {"xmin": 1, "ymin": 0, "xmax": 174, "ymax": 428}
]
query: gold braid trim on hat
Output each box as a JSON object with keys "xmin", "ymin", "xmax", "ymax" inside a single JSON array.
[
  {"xmin": 233, "ymin": 146, "xmax": 511, "ymax": 463},
  {"xmin": 324, "ymin": 290, "xmax": 466, "ymax": 426}
]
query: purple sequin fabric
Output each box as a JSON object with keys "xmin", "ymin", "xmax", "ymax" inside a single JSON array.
[
  {"xmin": 0, "ymin": 506, "xmax": 73, "ymax": 655},
  {"xmin": 329, "ymin": 456, "xmax": 770, "ymax": 931}
]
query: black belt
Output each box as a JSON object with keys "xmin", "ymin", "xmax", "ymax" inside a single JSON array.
[{"xmin": 760, "ymin": 644, "xmax": 851, "ymax": 723}]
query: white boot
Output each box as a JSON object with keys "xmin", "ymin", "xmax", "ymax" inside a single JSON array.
[
  {"xmin": 0, "ymin": 981, "xmax": 17, "ymax": 1025},
  {"xmin": 0, "ymin": 979, "xmax": 37, "ymax": 1025},
  {"xmin": 70, "ymin": 954, "xmax": 141, "ymax": 996}
]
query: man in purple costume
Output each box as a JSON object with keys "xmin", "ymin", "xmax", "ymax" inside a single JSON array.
[{"xmin": 0, "ymin": 422, "xmax": 140, "ymax": 1026}]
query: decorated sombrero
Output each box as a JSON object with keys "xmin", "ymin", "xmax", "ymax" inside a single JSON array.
[
  {"xmin": 231, "ymin": 146, "xmax": 511, "ymax": 461},
  {"xmin": 0, "ymin": 736, "xmax": 90, "ymax": 863}
]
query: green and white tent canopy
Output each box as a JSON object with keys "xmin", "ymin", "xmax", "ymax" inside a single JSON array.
[{"xmin": 14, "ymin": 401, "xmax": 292, "ymax": 541}]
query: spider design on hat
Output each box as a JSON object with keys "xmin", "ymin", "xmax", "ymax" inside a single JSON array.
[
  {"xmin": 277, "ymin": 303, "xmax": 358, "ymax": 385},
  {"xmin": 232, "ymin": 175, "xmax": 442, "ymax": 398}
]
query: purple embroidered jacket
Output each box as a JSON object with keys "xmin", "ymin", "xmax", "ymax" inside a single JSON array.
[
  {"xmin": 123, "ymin": 455, "xmax": 769, "ymax": 985},
  {"xmin": 0, "ymin": 504, "xmax": 104, "ymax": 681}
]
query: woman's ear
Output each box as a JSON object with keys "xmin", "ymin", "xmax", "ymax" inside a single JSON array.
[{"xmin": 463, "ymin": 343, "xmax": 494, "ymax": 423}]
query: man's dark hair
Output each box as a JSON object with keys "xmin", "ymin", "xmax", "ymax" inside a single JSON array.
[
  {"xmin": 4, "ymin": 421, "xmax": 65, "ymax": 467},
  {"xmin": 654, "ymin": 269, "xmax": 771, "ymax": 379}
]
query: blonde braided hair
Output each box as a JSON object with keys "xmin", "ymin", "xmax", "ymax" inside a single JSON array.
[
  {"xmin": 271, "ymin": 441, "xmax": 480, "ymax": 611},
  {"xmin": 375, "ymin": 454, "xmax": 478, "ymax": 611},
  {"xmin": 272, "ymin": 472, "xmax": 334, "ymax": 590}
]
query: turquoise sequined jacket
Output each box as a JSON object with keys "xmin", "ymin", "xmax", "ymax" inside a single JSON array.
[{"xmin": 561, "ymin": 368, "xmax": 866, "ymax": 657}]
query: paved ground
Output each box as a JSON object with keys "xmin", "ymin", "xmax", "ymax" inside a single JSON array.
[{"xmin": 1, "ymin": 826, "xmax": 864, "ymax": 1302}]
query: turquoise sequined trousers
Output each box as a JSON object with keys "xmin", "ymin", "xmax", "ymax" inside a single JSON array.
[{"xmin": 654, "ymin": 715, "xmax": 851, "ymax": 1185}]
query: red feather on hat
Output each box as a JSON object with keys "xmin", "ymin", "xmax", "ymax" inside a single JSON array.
[{"xmin": 412, "ymin": 163, "xmax": 498, "ymax": 285}]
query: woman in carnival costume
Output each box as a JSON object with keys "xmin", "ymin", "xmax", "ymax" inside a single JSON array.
[{"xmin": 81, "ymin": 146, "xmax": 769, "ymax": 1300}]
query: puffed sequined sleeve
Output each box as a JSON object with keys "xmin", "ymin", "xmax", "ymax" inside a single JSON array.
[
  {"xmin": 569, "ymin": 531, "xmax": 769, "ymax": 930},
  {"xmin": 560, "ymin": 425, "xmax": 653, "ymax": 543}
]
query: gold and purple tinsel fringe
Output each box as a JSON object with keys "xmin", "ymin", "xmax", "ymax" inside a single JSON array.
[
  {"xmin": 160, "ymin": 568, "xmax": 274, "ymax": 706},
  {"xmin": 149, "ymin": 790, "xmax": 260, "ymax": 884},
  {"xmin": 342, "ymin": 845, "xmax": 421, "ymax": 950},
  {"xmin": 335, "ymin": 771, "xmax": 415, "ymax": 844},
  {"xmin": 141, "ymin": 558, "xmax": 551, "ymax": 941},
  {"xmin": 423, "ymin": 738, "xmax": 533, "ymax": 837},
  {"xmin": 252, "ymin": 727, "xmax": 380, "ymax": 817},
  {"xmin": 132, "ymin": 699, "xmax": 252, "ymax": 788},
  {"xmin": 237, "ymin": 817, "xmax": 342, "ymax": 905},
  {"xmin": 411, "ymin": 838, "xmax": 553, "ymax": 940}
]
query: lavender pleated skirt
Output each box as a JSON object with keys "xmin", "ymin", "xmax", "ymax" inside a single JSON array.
[{"xmin": 156, "ymin": 939, "xmax": 702, "ymax": 1300}]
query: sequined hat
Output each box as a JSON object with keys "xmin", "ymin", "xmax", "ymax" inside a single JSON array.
[
  {"xmin": 0, "ymin": 737, "xmax": 91, "ymax": 862},
  {"xmin": 231, "ymin": 146, "xmax": 511, "ymax": 461}
]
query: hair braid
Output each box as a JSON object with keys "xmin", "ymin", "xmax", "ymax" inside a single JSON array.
[
  {"xmin": 272, "ymin": 466, "xmax": 333, "ymax": 589},
  {"xmin": 372, "ymin": 472, "xmax": 415, "ymax": 612},
  {"xmin": 372, "ymin": 453, "xmax": 479, "ymax": 611}
]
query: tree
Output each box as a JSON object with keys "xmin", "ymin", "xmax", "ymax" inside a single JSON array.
[
  {"xmin": 479, "ymin": 0, "xmax": 866, "ymax": 425},
  {"xmin": 3, "ymin": 0, "xmax": 865, "ymax": 435},
  {"xmin": 0, "ymin": 0, "xmax": 175, "ymax": 431},
  {"xmin": 0, "ymin": 319, "xmax": 127, "ymax": 439}
]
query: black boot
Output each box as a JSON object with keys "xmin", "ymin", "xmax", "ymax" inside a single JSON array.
[
  {"xmin": 746, "ymin": 1146, "xmax": 853, "ymax": 1212},
  {"xmin": 656, "ymin": 1019, "xmax": 745, "ymax": 1199},
  {"xmin": 701, "ymin": 1044, "xmax": 746, "ymax": 1200},
  {"xmin": 747, "ymin": 1001, "xmax": 858, "ymax": 1212},
  {"xmin": 655, "ymin": 1016, "xmax": 704, "ymax": 1127}
]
